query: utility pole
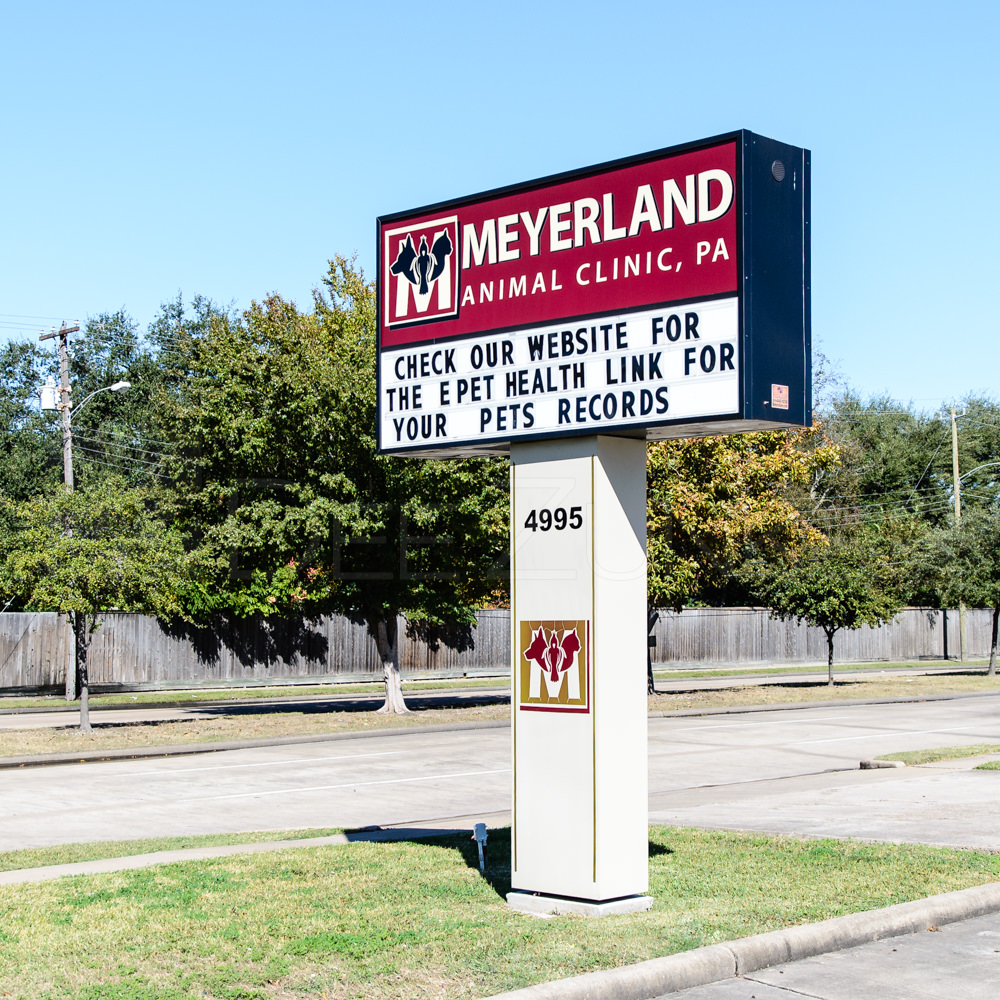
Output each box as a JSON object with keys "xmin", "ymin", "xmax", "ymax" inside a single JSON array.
[
  {"xmin": 40, "ymin": 322, "xmax": 79, "ymax": 490},
  {"xmin": 39, "ymin": 322, "xmax": 80, "ymax": 702},
  {"xmin": 951, "ymin": 403, "xmax": 966, "ymax": 661}
]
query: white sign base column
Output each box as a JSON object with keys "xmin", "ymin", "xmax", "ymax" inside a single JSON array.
[{"xmin": 508, "ymin": 435, "xmax": 649, "ymax": 909}]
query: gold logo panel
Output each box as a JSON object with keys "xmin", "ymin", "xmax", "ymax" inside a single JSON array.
[{"xmin": 518, "ymin": 620, "xmax": 590, "ymax": 713}]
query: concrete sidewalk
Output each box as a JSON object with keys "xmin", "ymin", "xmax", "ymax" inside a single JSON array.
[
  {"xmin": 655, "ymin": 909, "xmax": 1000, "ymax": 999},
  {"xmin": 0, "ymin": 820, "xmax": 511, "ymax": 886},
  {"xmin": 486, "ymin": 883, "xmax": 1000, "ymax": 1000},
  {"xmin": 0, "ymin": 685, "xmax": 512, "ymax": 726}
]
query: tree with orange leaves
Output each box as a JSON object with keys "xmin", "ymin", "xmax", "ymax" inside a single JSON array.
[{"xmin": 646, "ymin": 426, "xmax": 839, "ymax": 611}]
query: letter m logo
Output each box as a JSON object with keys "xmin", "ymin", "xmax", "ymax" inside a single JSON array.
[{"xmin": 382, "ymin": 216, "xmax": 460, "ymax": 327}]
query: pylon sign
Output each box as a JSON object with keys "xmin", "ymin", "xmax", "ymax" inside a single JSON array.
[
  {"xmin": 509, "ymin": 436, "xmax": 649, "ymax": 906},
  {"xmin": 377, "ymin": 130, "xmax": 811, "ymax": 457},
  {"xmin": 377, "ymin": 130, "xmax": 810, "ymax": 911}
]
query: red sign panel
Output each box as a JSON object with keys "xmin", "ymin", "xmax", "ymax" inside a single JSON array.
[
  {"xmin": 377, "ymin": 130, "xmax": 812, "ymax": 456},
  {"xmin": 380, "ymin": 140, "xmax": 738, "ymax": 348}
]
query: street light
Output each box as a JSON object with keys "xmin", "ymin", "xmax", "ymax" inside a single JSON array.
[
  {"xmin": 40, "ymin": 379, "xmax": 131, "ymax": 417},
  {"xmin": 959, "ymin": 461, "xmax": 1000, "ymax": 483},
  {"xmin": 68, "ymin": 381, "xmax": 132, "ymax": 423},
  {"xmin": 48, "ymin": 378, "xmax": 132, "ymax": 710},
  {"xmin": 37, "ymin": 323, "xmax": 134, "ymax": 714},
  {"xmin": 39, "ymin": 379, "xmax": 132, "ymax": 489}
]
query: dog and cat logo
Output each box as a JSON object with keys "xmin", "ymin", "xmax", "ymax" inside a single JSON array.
[
  {"xmin": 383, "ymin": 215, "xmax": 459, "ymax": 327},
  {"xmin": 518, "ymin": 620, "xmax": 590, "ymax": 712}
]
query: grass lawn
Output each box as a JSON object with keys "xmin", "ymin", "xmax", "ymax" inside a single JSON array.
[
  {"xmin": 1, "ymin": 826, "xmax": 998, "ymax": 1000},
  {"xmin": 647, "ymin": 671, "xmax": 1000, "ymax": 712},
  {"xmin": 876, "ymin": 743, "xmax": 1000, "ymax": 766},
  {"xmin": 655, "ymin": 659, "xmax": 986, "ymax": 680},
  {"xmin": 0, "ymin": 660, "xmax": 986, "ymax": 712}
]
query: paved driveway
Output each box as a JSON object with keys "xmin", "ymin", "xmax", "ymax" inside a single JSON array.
[{"xmin": 1, "ymin": 694, "xmax": 999, "ymax": 851}]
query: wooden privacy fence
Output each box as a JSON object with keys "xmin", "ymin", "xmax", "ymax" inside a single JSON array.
[
  {"xmin": 0, "ymin": 607, "xmax": 995, "ymax": 694},
  {"xmin": 647, "ymin": 607, "xmax": 987, "ymax": 666},
  {"xmin": 0, "ymin": 610, "xmax": 509, "ymax": 693}
]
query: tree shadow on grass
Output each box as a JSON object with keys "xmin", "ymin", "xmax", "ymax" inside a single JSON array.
[
  {"xmin": 51, "ymin": 689, "xmax": 510, "ymax": 736},
  {"xmin": 747, "ymin": 679, "xmax": 877, "ymax": 692},
  {"xmin": 191, "ymin": 690, "xmax": 509, "ymax": 717},
  {"xmin": 751, "ymin": 671, "xmax": 996, "ymax": 692}
]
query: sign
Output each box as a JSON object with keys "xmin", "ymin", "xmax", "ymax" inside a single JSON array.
[
  {"xmin": 375, "ymin": 129, "xmax": 812, "ymax": 912},
  {"xmin": 377, "ymin": 130, "xmax": 811, "ymax": 456}
]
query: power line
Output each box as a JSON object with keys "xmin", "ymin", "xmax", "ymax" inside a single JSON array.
[
  {"xmin": 803, "ymin": 495, "xmax": 998, "ymax": 529},
  {"xmin": 74, "ymin": 454, "xmax": 166, "ymax": 479},
  {"xmin": 72, "ymin": 452, "xmax": 171, "ymax": 481},
  {"xmin": 73, "ymin": 434, "xmax": 171, "ymax": 461}
]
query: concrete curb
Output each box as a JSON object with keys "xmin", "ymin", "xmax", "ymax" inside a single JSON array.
[{"xmin": 483, "ymin": 881, "xmax": 1000, "ymax": 999}]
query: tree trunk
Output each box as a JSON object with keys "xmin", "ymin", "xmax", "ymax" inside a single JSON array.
[
  {"xmin": 646, "ymin": 608, "xmax": 658, "ymax": 695},
  {"xmin": 989, "ymin": 605, "xmax": 998, "ymax": 678},
  {"xmin": 825, "ymin": 628, "xmax": 836, "ymax": 687},
  {"xmin": 76, "ymin": 613, "xmax": 91, "ymax": 733},
  {"xmin": 375, "ymin": 615, "xmax": 410, "ymax": 714}
]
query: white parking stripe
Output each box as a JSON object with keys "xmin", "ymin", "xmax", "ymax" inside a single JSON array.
[
  {"xmin": 181, "ymin": 767, "xmax": 512, "ymax": 803},
  {"xmin": 109, "ymin": 750, "xmax": 402, "ymax": 778},
  {"xmin": 673, "ymin": 715, "xmax": 852, "ymax": 732},
  {"xmin": 792, "ymin": 725, "xmax": 981, "ymax": 746}
]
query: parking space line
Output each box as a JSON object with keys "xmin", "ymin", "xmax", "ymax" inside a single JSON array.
[
  {"xmin": 109, "ymin": 750, "xmax": 403, "ymax": 778},
  {"xmin": 181, "ymin": 767, "xmax": 513, "ymax": 803},
  {"xmin": 792, "ymin": 725, "xmax": 981, "ymax": 746}
]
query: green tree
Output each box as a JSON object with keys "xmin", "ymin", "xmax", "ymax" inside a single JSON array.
[
  {"xmin": 0, "ymin": 477, "xmax": 186, "ymax": 729},
  {"xmin": 68, "ymin": 311, "xmax": 168, "ymax": 490},
  {"xmin": 819, "ymin": 393, "xmax": 999, "ymax": 522},
  {"xmin": 157, "ymin": 258, "xmax": 507, "ymax": 712},
  {"xmin": 822, "ymin": 393, "xmax": 950, "ymax": 521},
  {"xmin": 927, "ymin": 510, "xmax": 1000, "ymax": 675},
  {"xmin": 742, "ymin": 526, "xmax": 905, "ymax": 685},
  {"xmin": 0, "ymin": 340, "xmax": 61, "ymax": 501}
]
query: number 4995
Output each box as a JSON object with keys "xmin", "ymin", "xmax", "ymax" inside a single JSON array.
[{"xmin": 523, "ymin": 506, "xmax": 583, "ymax": 532}]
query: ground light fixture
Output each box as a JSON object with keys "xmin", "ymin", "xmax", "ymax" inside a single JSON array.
[{"xmin": 473, "ymin": 823, "xmax": 488, "ymax": 872}]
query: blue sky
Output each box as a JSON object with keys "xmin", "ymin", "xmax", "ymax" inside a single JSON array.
[{"xmin": 2, "ymin": 1, "xmax": 996, "ymax": 409}]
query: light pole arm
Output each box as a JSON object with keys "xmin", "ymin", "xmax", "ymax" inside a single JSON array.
[
  {"xmin": 68, "ymin": 381, "xmax": 131, "ymax": 424},
  {"xmin": 959, "ymin": 461, "xmax": 1000, "ymax": 483}
]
